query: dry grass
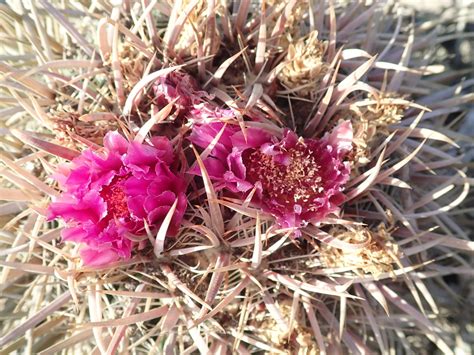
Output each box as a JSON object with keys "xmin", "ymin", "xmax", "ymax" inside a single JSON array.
[{"xmin": 0, "ymin": 0, "xmax": 473, "ymax": 354}]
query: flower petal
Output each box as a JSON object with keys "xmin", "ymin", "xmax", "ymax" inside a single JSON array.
[
  {"xmin": 325, "ymin": 120, "xmax": 353, "ymax": 154},
  {"xmin": 80, "ymin": 247, "xmax": 120, "ymax": 266},
  {"xmin": 103, "ymin": 131, "xmax": 129, "ymax": 154},
  {"xmin": 48, "ymin": 131, "xmax": 187, "ymax": 266}
]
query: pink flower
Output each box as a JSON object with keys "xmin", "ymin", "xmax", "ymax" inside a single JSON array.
[
  {"xmin": 190, "ymin": 121, "xmax": 353, "ymax": 233},
  {"xmin": 48, "ymin": 132, "xmax": 187, "ymax": 266}
]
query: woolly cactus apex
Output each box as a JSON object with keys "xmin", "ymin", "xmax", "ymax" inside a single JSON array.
[{"xmin": 0, "ymin": 1, "xmax": 472, "ymax": 354}]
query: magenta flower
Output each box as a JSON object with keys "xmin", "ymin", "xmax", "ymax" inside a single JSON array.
[
  {"xmin": 48, "ymin": 132, "xmax": 187, "ymax": 266},
  {"xmin": 190, "ymin": 121, "xmax": 353, "ymax": 233}
]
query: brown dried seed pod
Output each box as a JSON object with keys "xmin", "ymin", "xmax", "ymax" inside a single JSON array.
[
  {"xmin": 321, "ymin": 224, "xmax": 400, "ymax": 277},
  {"xmin": 278, "ymin": 31, "xmax": 329, "ymax": 98}
]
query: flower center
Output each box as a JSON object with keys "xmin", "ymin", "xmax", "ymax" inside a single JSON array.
[
  {"xmin": 100, "ymin": 176, "xmax": 129, "ymax": 219},
  {"xmin": 243, "ymin": 140, "xmax": 323, "ymax": 211}
]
